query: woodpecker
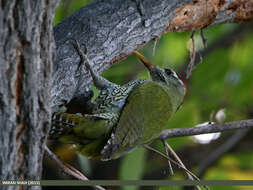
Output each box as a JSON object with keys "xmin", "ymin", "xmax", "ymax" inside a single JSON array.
[{"xmin": 50, "ymin": 46, "xmax": 186, "ymax": 161}]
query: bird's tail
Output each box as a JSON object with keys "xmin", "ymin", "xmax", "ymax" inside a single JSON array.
[{"xmin": 49, "ymin": 112, "xmax": 110, "ymax": 159}]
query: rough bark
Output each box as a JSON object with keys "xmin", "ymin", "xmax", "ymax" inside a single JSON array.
[
  {"xmin": 52, "ymin": 0, "xmax": 253, "ymax": 110},
  {"xmin": 0, "ymin": 0, "xmax": 59, "ymax": 188}
]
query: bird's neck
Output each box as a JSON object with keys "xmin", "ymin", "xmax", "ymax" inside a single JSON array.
[{"xmin": 159, "ymin": 83, "xmax": 184, "ymax": 113}]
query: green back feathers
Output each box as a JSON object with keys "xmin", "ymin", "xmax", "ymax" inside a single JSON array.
[{"xmin": 101, "ymin": 81, "xmax": 173, "ymax": 160}]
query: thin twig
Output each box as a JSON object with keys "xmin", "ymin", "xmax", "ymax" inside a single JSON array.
[
  {"xmin": 44, "ymin": 145, "xmax": 106, "ymax": 190},
  {"xmin": 181, "ymin": 23, "xmax": 253, "ymax": 79},
  {"xmin": 163, "ymin": 140, "xmax": 192, "ymax": 179},
  {"xmin": 152, "ymin": 37, "xmax": 160, "ymax": 56},
  {"xmin": 186, "ymin": 31, "xmax": 196, "ymax": 79},
  {"xmin": 162, "ymin": 140, "xmax": 174, "ymax": 175},
  {"xmin": 44, "ymin": 145, "xmax": 88, "ymax": 180},
  {"xmin": 198, "ymin": 51, "xmax": 203, "ymax": 65},
  {"xmin": 200, "ymin": 29, "xmax": 207, "ymax": 49},
  {"xmin": 159, "ymin": 119, "xmax": 253, "ymax": 140},
  {"xmin": 144, "ymin": 145, "xmax": 202, "ymax": 183},
  {"xmin": 163, "ymin": 141, "xmax": 208, "ymax": 190}
]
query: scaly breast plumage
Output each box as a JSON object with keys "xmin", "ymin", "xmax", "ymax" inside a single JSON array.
[{"xmin": 93, "ymin": 79, "xmax": 147, "ymax": 114}]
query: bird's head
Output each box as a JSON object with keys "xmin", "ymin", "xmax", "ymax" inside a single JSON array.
[{"xmin": 134, "ymin": 51, "xmax": 186, "ymax": 109}]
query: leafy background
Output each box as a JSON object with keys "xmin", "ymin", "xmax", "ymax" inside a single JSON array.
[{"xmin": 44, "ymin": 0, "xmax": 253, "ymax": 190}]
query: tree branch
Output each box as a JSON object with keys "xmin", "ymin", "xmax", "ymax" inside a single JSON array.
[
  {"xmin": 52, "ymin": 0, "xmax": 253, "ymax": 110},
  {"xmin": 159, "ymin": 119, "xmax": 253, "ymax": 139},
  {"xmin": 45, "ymin": 146, "xmax": 106, "ymax": 190}
]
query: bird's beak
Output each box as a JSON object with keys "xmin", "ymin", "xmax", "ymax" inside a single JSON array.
[{"xmin": 134, "ymin": 51, "xmax": 154, "ymax": 70}]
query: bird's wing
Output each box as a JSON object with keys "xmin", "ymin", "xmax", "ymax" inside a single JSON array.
[
  {"xmin": 51, "ymin": 112, "xmax": 116, "ymax": 142},
  {"xmin": 101, "ymin": 81, "xmax": 172, "ymax": 160}
]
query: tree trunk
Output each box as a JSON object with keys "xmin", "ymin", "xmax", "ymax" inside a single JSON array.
[{"xmin": 0, "ymin": 1, "xmax": 59, "ymax": 189}]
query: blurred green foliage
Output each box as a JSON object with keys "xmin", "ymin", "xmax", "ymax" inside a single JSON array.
[
  {"xmin": 120, "ymin": 147, "xmax": 146, "ymax": 190},
  {"xmin": 50, "ymin": 1, "xmax": 253, "ymax": 189},
  {"xmin": 54, "ymin": 0, "xmax": 92, "ymax": 25}
]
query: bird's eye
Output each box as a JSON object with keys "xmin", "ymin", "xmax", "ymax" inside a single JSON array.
[{"xmin": 165, "ymin": 69, "xmax": 173, "ymax": 76}]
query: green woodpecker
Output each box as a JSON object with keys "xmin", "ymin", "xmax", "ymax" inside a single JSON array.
[{"xmin": 50, "ymin": 49, "xmax": 186, "ymax": 161}]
